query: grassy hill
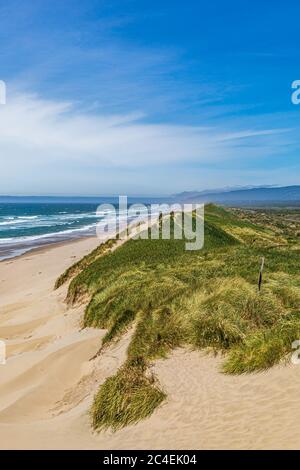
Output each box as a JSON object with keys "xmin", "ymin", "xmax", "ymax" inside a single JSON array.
[{"xmin": 56, "ymin": 205, "xmax": 300, "ymax": 430}]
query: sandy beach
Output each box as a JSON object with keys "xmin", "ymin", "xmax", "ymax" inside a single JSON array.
[{"xmin": 0, "ymin": 237, "xmax": 300, "ymax": 450}]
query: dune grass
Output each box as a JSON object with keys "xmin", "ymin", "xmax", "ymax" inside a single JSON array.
[
  {"xmin": 55, "ymin": 237, "xmax": 117, "ymax": 289},
  {"xmin": 92, "ymin": 358, "xmax": 166, "ymax": 431},
  {"xmin": 178, "ymin": 278, "xmax": 284, "ymax": 351},
  {"xmin": 56, "ymin": 204, "xmax": 300, "ymax": 430},
  {"xmin": 223, "ymin": 312, "xmax": 300, "ymax": 374}
]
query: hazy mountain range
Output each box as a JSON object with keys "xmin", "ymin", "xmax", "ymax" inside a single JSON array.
[
  {"xmin": 174, "ymin": 185, "xmax": 300, "ymax": 207},
  {"xmin": 1, "ymin": 186, "xmax": 300, "ymax": 207}
]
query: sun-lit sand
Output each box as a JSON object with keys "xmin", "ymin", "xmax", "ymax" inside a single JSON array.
[{"xmin": 0, "ymin": 237, "xmax": 300, "ymax": 449}]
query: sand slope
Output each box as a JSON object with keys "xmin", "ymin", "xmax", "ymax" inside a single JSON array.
[{"xmin": 1, "ymin": 238, "xmax": 300, "ymax": 449}]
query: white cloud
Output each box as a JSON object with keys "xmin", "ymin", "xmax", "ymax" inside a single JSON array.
[{"xmin": 0, "ymin": 92, "xmax": 296, "ymax": 194}]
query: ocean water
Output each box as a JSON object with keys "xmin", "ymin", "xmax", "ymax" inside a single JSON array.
[{"xmin": 0, "ymin": 197, "xmax": 167, "ymax": 261}]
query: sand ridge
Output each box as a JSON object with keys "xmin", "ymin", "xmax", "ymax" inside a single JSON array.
[{"xmin": 0, "ymin": 237, "xmax": 300, "ymax": 449}]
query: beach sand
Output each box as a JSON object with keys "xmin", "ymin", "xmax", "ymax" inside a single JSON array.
[{"xmin": 0, "ymin": 237, "xmax": 300, "ymax": 449}]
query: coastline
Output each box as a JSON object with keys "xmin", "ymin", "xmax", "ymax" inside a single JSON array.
[
  {"xmin": 0, "ymin": 206, "xmax": 155, "ymax": 262},
  {"xmin": 0, "ymin": 233, "xmax": 97, "ymax": 264},
  {"xmin": 1, "ymin": 235, "xmax": 300, "ymax": 449}
]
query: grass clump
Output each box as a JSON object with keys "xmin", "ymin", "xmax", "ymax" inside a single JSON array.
[
  {"xmin": 266, "ymin": 273, "xmax": 300, "ymax": 310},
  {"xmin": 179, "ymin": 278, "xmax": 283, "ymax": 351},
  {"xmin": 92, "ymin": 358, "xmax": 166, "ymax": 431},
  {"xmin": 128, "ymin": 306, "xmax": 184, "ymax": 361},
  {"xmin": 223, "ymin": 312, "xmax": 300, "ymax": 374},
  {"xmin": 84, "ymin": 267, "xmax": 189, "ymax": 339}
]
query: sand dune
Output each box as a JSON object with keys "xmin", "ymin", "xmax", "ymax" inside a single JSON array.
[
  {"xmin": 1, "ymin": 237, "xmax": 300, "ymax": 449},
  {"xmin": 7, "ymin": 336, "xmax": 54, "ymax": 357}
]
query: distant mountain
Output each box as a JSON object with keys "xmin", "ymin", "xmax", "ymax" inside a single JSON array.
[{"xmin": 174, "ymin": 185, "xmax": 300, "ymax": 207}]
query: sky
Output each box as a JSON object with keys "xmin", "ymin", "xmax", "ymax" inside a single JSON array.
[{"xmin": 0, "ymin": 0, "xmax": 300, "ymax": 196}]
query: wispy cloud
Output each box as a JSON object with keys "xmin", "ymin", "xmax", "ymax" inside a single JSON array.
[{"xmin": 0, "ymin": 91, "xmax": 296, "ymax": 194}]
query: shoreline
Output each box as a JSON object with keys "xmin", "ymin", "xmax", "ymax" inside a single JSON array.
[
  {"xmin": 0, "ymin": 234, "xmax": 97, "ymax": 264},
  {"xmin": 0, "ymin": 210, "xmax": 153, "ymax": 263}
]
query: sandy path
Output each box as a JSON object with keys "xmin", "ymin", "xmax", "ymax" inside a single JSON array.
[{"xmin": 0, "ymin": 238, "xmax": 300, "ymax": 449}]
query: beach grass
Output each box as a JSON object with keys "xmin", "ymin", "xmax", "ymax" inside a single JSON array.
[
  {"xmin": 223, "ymin": 312, "xmax": 300, "ymax": 374},
  {"xmin": 56, "ymin": 204, "xmax": 300, "ymax": 430},
  {"xmin": 54, "ymin": 237, "xmax": 117, "ymax": 290},
  {"xmin": 91, "ymin": 357, "xmax": 166, "ymax": 431}
]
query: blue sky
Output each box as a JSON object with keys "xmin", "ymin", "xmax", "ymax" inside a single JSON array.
[{"xmin": 0, "ymin": 0, "xmax": 299, "ymax": 195}]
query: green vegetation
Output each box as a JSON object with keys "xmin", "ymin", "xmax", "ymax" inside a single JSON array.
[
  {"xmin": 56, "ymin": 204, "xmax": 300, "ymax": 430},
  {"xmin": 92, "ymin": 358, "xmax": 166, "ymax": 431},
  {"xmin": 55, "ymin": 237, "xmax": 117, "ymax": 290},
  {"xmin": 223, "ymin": 312, "xmax": 300, "ymax": 373}
]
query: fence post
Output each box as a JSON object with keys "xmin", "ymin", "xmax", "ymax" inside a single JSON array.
[{"xmin": 258, "ymin": 257, "xmax": 265, "ymax": 292}]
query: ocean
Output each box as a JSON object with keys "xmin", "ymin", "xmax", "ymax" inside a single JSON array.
[{"xmin": 0, "ymin": 197, "xmax": 169, "ymax": 261}]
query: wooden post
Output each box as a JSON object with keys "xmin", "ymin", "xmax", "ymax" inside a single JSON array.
[{"xmin": 258, "ymin": 257, "xmax": 265, "ymax": 292}]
